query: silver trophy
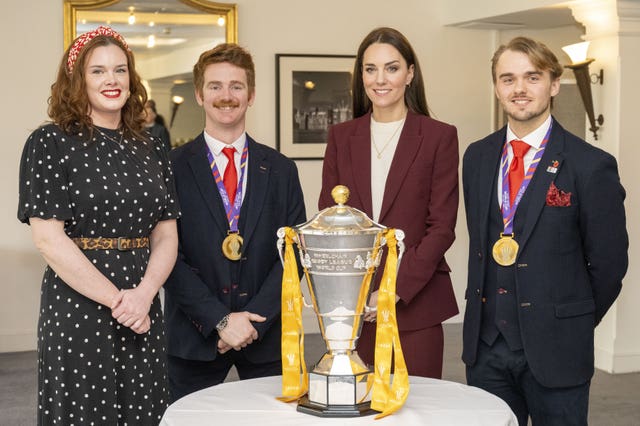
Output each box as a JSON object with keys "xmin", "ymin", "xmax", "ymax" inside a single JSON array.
[{"xmin": 277, "ymin": 185, "xmax": 405, "ymax": 417}]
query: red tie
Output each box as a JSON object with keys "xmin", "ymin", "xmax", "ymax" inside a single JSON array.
[
  {"xmin": 222, "ymin": 146, "xmax": 237, "ymax": 203},
  {"xmin": 508, "ymin": 140, "xmax": 531, "ymax": 205}
]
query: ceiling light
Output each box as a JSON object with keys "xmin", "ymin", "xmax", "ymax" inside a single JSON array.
[
  {"xmin": 128, "ymin": 6, "xmax": 136, "ymax": 25},
  {"xmin": 217, "ymin": 16, "xmax": 225, "ymax": 26}
]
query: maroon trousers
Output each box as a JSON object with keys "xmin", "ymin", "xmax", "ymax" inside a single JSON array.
[{"xmin": 356, "ymin": 322, "xmax": 444, "ymax": 378}]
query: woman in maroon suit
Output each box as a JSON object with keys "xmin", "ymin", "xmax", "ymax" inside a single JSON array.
[{"xmin": 318, "ymin": 27, "xmax": 459, "ymax": 378}]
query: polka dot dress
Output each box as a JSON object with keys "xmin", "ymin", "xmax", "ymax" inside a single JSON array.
[{"xmin": 18, "ymin": 123, "xmax": 180, "ymax": 425}]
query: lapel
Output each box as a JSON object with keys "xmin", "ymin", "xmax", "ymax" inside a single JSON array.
[
  {"xmin": 186, "ymin": 133, "xmax": 229, "ymax": 234},
  {"xmin": 517, "ymin": 120, "xmax": 566, "ymax": 252},
  {"xmin": 379, "ymin": 111, "xmax": 422, "ymax": 222},
  {"xmin": 477, "ymin": 128, "xmax": 506, "ymax": 251},
  {"xmin": 347, "ymin": 115, "xmax": 373, "ymax": 216},
  {"xmin": 238, "ymin": 135, "xmax": 269, "ymax": 247}
]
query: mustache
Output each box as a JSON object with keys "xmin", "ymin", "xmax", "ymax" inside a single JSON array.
[{"xmin": 213, "ymin": 100, "xmax": 239, "ymax": 108}]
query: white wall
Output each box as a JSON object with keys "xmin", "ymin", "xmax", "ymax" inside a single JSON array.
[{"xmin": 1, "ymin": 0, "xmax": 62, "ymax": 352}]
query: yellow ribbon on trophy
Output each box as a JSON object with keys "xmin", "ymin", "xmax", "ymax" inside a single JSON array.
[
  {"xmin": 277, "ymin": 227, "xmax": 308, "ymax": 402},
  {"xmin": 371, "ymin": 229, "xmax": 409, "ymax": 419},
  {"xmin": 350, "ymin": 233, "xmax": 383, "ymax": 402}
]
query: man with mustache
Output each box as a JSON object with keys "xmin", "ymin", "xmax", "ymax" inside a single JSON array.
[
  {"xmin": 164, "ymin": 44, "xmax": 306, "ymax": 401},
  {"xmin": 462, "ymin": 37, "xmax": 627, "ymax": 425}
]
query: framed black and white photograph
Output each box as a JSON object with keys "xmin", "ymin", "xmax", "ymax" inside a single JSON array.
[{"xmin": 276, "ymin": 54, "xmax": 355, "ymax": 160}]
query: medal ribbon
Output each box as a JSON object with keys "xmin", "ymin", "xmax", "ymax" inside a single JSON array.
[
  {"xmin": 278, "ymin": 227, "xmax": 308, "ymax": 402},
  {"xmin": 500, "ymin": 123, "xmax": 553, "ymax": 234},
  {"xmin": 206, "ymin": 140, "xmax": 248, "ymax": 231},
  {"xmin": 371, "ymin": 229, "xmax": 409, "ymax": 419}
]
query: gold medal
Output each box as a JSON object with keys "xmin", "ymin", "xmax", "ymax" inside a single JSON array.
[
  {"xmin": 492, "ymin": 233, "xmax": 519, "ymax": 266},
  {"xmin": 222, "ymin": 232, "xmax": 243, "ymax": 261}
]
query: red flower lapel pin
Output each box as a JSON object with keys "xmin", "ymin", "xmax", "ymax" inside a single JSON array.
[{"xmin": 546, "ymin": 160, "xmax": 559, "ymax": 174}]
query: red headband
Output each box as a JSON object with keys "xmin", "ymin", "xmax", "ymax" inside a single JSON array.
[{"xmin": 67, "ymin": 26, "xmax": 130, "ymax": 73}]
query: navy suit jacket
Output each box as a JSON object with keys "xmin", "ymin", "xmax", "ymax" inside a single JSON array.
[
  {"xmin": 164, "ymin": 133, "xmax": 306, "ymax": 363},
  {"xmin": 462, "ymin": 119, "xmax": 628, "ymax": 388}
]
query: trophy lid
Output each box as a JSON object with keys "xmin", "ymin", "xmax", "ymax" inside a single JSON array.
[{"xmin": 296, "ymin": 185, "xmax": 386, "ymax": 235}]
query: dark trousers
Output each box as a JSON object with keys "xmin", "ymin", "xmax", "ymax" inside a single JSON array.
[
  {"xmin": 168, "ymin": 351, "xmax": 281, "ymax": 403},
  {"xmin": 466, "ymin": 335, "xmax": 590, "ymax": 426}
]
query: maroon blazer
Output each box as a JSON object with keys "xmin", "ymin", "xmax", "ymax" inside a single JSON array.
[{"xmin": 319, "ymin": 111, "xmax": 459, "ymax": 331}]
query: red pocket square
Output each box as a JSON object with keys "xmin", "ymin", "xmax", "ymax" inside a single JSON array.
[{"xmin": 546, "ymin": 182, "xmax": 572, "ymax": 207}]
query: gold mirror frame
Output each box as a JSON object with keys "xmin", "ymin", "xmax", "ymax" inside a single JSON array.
[{"xmin": 63, "ymin": 0, "xmax": 237, "ymax": 48}]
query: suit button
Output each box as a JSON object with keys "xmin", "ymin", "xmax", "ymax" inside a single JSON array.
[
  {"xmin": 475, "ymin": 289, "xmax": 481, "ymax": 295},
  {"xmin": 477, "ymin": 251, "xmax": 482, "ymax": 259},
  {"xmin": 497, "ymin": 288, "xmax": 508, "ymax": 295}
]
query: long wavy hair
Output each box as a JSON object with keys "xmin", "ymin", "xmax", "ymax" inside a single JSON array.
[
  {"xmin": 48, "ymin": 35, "xmax": 148, "ymax": 141},
  {"xmin": 352, "ymin": 27, "xmax": 430, "ymax": 118}
]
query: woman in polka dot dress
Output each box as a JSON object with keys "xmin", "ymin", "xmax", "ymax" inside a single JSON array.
[{"xmin": 17, "ymin": 26, "xmax": 179, "ymax": 425}]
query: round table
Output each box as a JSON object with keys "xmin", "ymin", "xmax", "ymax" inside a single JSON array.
[{"xmin": 160, "ymin": 375, "xmax": 518, "ymax": 425}]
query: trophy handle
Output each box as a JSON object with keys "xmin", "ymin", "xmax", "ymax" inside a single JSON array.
[
  {"xmin": 276, "ymin": 227, "xmax": 286, "ymax": 267},
  {"xmin": 395, "ymin": 229, "xmax": 406, "ymax": 272},
  {"xmin": 277, "ymin": 227, "xmax": 312, "ymax": 308}
]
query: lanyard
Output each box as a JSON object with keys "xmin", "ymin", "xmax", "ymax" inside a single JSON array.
[
  {"xmin": 206, "ymin": 141, "xmax": 248, "ymax": 231},
  {"xmin": 500, "ymin": 122, "xmax": 553, "ymax": 234}
]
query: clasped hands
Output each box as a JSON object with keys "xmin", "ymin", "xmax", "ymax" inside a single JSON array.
[
  {"xmin": 217, "ymin": 311, "xmax": 266, "ymax": 354},
  {"xmin": 362, "ymin": 290, "xmax": 401, "ymax": 323},
  {"xmin": 110, "ymin": 286, "xmax": 155, "ymax": 335}
]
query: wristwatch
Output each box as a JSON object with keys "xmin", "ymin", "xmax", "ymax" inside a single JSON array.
[{"xmin": 216, "ymin": 314, "xmax": 230, "ymax": 332}]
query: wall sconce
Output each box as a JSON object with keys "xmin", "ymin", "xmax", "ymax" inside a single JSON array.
[
  {"xmin": 170, "ymin": 95, "xmax": 185, "ymax": 128},
  {"xmin": 562, "ymin": 41, "xmax": 604, "ymax": 140}
]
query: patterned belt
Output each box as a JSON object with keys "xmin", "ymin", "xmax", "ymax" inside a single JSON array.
[{"xmin": 72, "ymin": 237, "xmax": 150, "ymax": 251}]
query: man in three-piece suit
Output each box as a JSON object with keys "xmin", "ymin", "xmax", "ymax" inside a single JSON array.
[
  {"xmin": 462, "ymin": 37, "xmax": 628, "ymax": 425},
  {"xmin": 164, "ymin": 44, "xmax": 306, "ymax": 402}
]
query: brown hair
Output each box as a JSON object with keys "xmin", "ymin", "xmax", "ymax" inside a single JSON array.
[
  {"xmin": 491, "ymin": 36, "xmax": 564, "ymax": 83},
  {"xmin": 352, "ymin": 27, "xmax": 430, "ymax": 118},
  {"xmin": 193, "ymin": 43, "xmax": 255, "ymax": 99},
  {"xmin": 48, "ymin": 34, "xmax": 148, "ymax": 140}
]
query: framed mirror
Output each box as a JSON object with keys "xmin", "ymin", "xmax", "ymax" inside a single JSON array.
[{"xmin": 63, "ymin": 0, "xmax": 238, "ymax": 147}]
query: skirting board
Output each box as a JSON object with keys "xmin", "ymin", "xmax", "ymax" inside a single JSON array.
[
  {"xmin": 0, "ymin": 331, "xmax": 36, "ymax": 353},
  {"xmin": 595, "ymin": 346, "xmax": 640, "ymax": 374}
]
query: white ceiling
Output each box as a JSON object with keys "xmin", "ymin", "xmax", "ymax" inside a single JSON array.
[{"xmin": 450, "ymin": 6, "xmax": 582, "ymax": 30}]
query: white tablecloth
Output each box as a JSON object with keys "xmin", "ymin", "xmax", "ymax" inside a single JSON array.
[{"xmin": 160, "ymin": 375, "xmax": 518, "ymax": 425}]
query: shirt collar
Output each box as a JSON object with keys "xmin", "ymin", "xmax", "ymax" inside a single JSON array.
[
  {"xmin": 203, "ymin": 131, "xmax": 247, "ymax": 155},
  {"xmin": 506, "ymin": 114, "xmax": 552, "ymax": 150}
]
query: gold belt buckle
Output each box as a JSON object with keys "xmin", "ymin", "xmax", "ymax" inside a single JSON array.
[{"xmin": 117, "ymin": 237, "xmax": 127, "ymax": 251}]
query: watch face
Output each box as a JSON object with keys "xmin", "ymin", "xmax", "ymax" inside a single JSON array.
[{"xmin": 216, "ymin": 314, "xmax": 229, "ymax": 331}]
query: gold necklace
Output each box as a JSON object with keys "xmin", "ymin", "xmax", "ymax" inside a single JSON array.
[
  {"xmin": 96, "ymin": 127, "xmax": 124, "ymax": 148},
  {"xmin": 371, "ymin": 119, "xmax": 404, "ymax": 159}
]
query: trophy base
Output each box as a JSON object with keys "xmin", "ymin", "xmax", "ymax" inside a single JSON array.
[{"xmin": 297, "ymin": 395, "xmax": 377, "ymax": 417}]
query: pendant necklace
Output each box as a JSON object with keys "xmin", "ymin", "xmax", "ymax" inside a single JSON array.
[
  {"xmin": 96, "ymin": 127, "xmax": 125, "ymax": 149},
  {"xmin": 371, "ymin": 119, "xmax": 404, "ymax": 159}
]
